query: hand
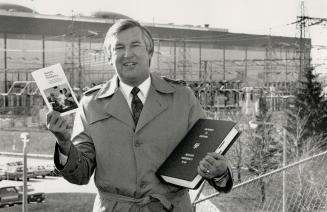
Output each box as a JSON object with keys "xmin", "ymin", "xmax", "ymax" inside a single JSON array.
[
  {"xmin": 197, "ymin": 152, "xmax": 228, "ymax": 179},
  {"xmin": 46, "ymin": 110, "xmax": 71, "ymax": 154}
]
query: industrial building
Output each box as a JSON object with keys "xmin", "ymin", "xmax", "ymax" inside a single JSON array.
[{"xmin": 0, "ymin": 3, "xmax": 311, "ymax": 94}]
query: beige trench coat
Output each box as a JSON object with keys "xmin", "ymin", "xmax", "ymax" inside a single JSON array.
[{"xmin": 54, "ymin": 73, "xmax": 232, "ymax": 212}]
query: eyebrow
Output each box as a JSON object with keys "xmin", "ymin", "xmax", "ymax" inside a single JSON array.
[
  {"xmin": 131, "ymin": 41, "xmax": 142, "ymax": 45},
  {"xmin": 114, "ymin": 40, "xmax": 142, "ymax": 46}
]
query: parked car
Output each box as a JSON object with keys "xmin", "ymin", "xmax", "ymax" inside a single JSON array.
[
  {"xmin": 5, "ymin": 166, "xmax": 35, "ymax": 181},
  {"xmin": 45, "ymin": 164, "xmax": 61, "ymax": 177},
  {"xmin": 0, "ymin": 185, "xmax": 45, "ymax": 207},
  {"xmin": 31, "ymin": 165, "xmax": 50, "ymax": 178},
  {"xmin": 16, "ymin": 185, "xmax": 46, "ymax": 203},
  {"xmin": 0, "ymin": 165, "xmax": 5, "ymax": 181},
  {"xmin": 5, "ymin": 161, "xmax": 23, "ymax": 167},
  {"xmin": 0, "ymin": 186, "xmax": 21, "ymax": 207}
]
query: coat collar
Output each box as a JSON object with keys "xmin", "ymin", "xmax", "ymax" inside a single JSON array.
[
  {"xmin": 93, "ymin": 73, "xmax": 175, "ymax": 131},
  {"xmin": 95, "ymin": 75, "xmax": 119, "ymax": 99},
  {"xmin": 95, "ymin": 73, "xmax": 175, "ymax": 99}
]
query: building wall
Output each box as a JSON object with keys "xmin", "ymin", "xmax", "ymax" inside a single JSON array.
[{"xmin": 0, "ymin": 12, "xmax": 311, "ymax": 93}]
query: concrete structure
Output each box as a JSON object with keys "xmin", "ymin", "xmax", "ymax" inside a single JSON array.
[{"xmin": 0, "ymin": 4, "xmax": 311, "ymax": 93}]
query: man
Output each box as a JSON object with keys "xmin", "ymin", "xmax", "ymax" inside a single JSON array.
[{"xmin": 47, "ymin": 19, "xmax": 233, "ymax": 212}]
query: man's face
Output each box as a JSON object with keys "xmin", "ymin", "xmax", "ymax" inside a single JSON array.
[{"xmin": 109, "ymin": 27, "xmax": 151, "ymax": 87}]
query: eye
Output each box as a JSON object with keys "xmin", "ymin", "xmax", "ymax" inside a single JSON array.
[
  {"xmin": 132, "ymin": 42, "xmax": 142, "ymax": 47},
  {"xmin": 114, "ymin": 45, "xmax": 124, "ymax": 51}
]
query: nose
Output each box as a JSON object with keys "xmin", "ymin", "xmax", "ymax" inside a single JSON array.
[{"xmin": 123, "ymin": 47, "xmax": 133, "ymax": 58}]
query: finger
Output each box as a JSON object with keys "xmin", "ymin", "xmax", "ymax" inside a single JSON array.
[
  {"xmin": 49, "ymin": 115, "xmax": 64, "ymax": 132},
  {"xmin": 197, "ymin": 166, "xmax": 206, "ymax": 177},
  {"xmin": 207, "ymin": 152, "xmax": 226, "ymax": 160},
  {"xmin": 46, "ymin": 111, "xmax": 54, "ymax": 125},
  {"xmin": 198, "ymin": 163, "xmax": 208, "ymax": 175},
  {"xmin": 204, "ymin": 155, "xmax": 217, "ymax": 166},
  {"xmin": 47, "ymin": 111, "xmax": 59, "ymax": 125},
  {"xmin": 198, "ymin": 164, "xmax": 213, "ymax": 178},
  {"xmin": 59, "ymin": 121, "xmax": 68, "ymax": 131},
  {"xmin": 199, "ymin": 160, "xmax": 212, "ymax": 171},
  {"xmin": 47, "ymin": 110, "xmax": 60, "ymax": 119},
  {"xmin": 58, "ymin": 119, "xmax": 64, "ymax": 128},
  {"xmin": 50, "ymin": 115, "xmax": 60, "ymax": 128}
]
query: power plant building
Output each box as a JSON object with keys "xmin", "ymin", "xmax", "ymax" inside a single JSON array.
[{"xmin": 0, "ymin": 4, "xmax": 311, "ymax": 93}]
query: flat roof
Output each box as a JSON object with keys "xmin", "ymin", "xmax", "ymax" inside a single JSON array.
[{"xmin": 0, "ymin": 10, "xmax": 310, "ymax": 49}]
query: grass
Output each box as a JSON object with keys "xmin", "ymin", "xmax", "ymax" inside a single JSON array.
[
  {"xmin": 0, "ymin": 128, "xmax": 56, "ymax": 155},
  {"xmin": 1, "ymin": 193, "xmax": 96, "ymax": 212},
  {"xmin": 1, "ymin": 120, "xmax": 326, "ymax": 212}
]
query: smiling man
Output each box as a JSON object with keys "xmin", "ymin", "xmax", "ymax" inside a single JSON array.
[
  {"xmin": 107, "ymin": 23, "xmax": 152, "ymax": 87},
  {"xmin": 46, "ymin": 19, "xmax": 233, "ymax": 212}
]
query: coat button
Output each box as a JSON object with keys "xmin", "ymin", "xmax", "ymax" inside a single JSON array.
[
  {"xmin": 140, "ymin": 181, "xmax": 147, "ymax": 188},
  {"xmin": 134, "ymin": 141, "xmax": 141, "ymax": 147}
]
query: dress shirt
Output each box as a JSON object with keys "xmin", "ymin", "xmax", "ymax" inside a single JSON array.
[{"xmin": 119, "ymin": 76, "xmax": 151, "ymax": 110}]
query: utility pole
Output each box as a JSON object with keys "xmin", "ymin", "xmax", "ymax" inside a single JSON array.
[
  {"xmin": 291, "ymin": 1, "xmax": 327, "ymax": 83},
  {"xmin": 4, "ymin": 33, "xmax": 7, "ymax": 93},
  {"xmin": 78, "ymin": 35, "xmax": 82, "ymax": 89},
  {"xmin": 70, "ymin": 10, "xmax": 75, "ymax": 88},
  {"xmin": 21, "ymin": 132, "xmax": 30, "ymax": 212},
  {"xmin": 173, "ymin": 41, "xmax": 176, "ymax": 79},
  {"xmin": 182, "ymin": 40, "xmax": 186, "ymax": 80},
  {"xmin": 298, "ymin": 1, "xmax": 306, "ymax": 82},
  {"xmin": 203, "ymin": 60, "xmax": 208, "ymax": 82},
  {"xmin": 282, "ymin": 128, "xmax": 287, "ymax": 212},
  {"xmin": 285, "ymin": 49, "xmax": 288, "ymax": 94},
  {"xmin": 223, "ymin": 48, "xmax": 226, "ymax": 80},
  {"xmin": 157, "ymin": 39, "xmax": 160, "ymax": 73},
  {"xmin": 199, "ymin": 42, "xmax": 202, "ymax": 81},
  {"xmin": 42, "ymin": 35, "xmax": 45, "ymax": 68},
  {"xmin": 244, "ymin": 47, "xmax": 248, "ymax": 82}
]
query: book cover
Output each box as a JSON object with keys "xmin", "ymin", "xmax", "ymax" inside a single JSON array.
[
  {"xmin": 156, "ymin": 119, "xmax": 241, "ymax": 189},
  {"xmin": 31, "ymin": 64, "xmax": 80, "ymax": 116}
]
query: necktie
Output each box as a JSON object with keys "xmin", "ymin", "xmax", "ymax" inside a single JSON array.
[{"xmin": 131, "ymin": 87, "xmax": 143, "ymax": 126}]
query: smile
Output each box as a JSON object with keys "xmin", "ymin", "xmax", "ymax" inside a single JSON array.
[{"xmin": 123, "ymin": 62, "xmax": 137, "ymax": 66}]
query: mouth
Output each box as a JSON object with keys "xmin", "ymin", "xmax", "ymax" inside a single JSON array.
[{"xmin": 123, "ymin": 62, "xmax": 137, "ymax": 67}]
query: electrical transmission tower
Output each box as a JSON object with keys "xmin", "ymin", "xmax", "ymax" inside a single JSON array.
[{"xmin": 291, "ymin": 1, "xmax": 327, "ymax": 81}]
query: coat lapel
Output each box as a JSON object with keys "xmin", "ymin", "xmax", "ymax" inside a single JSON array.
[
  {"xmin": 135, "ymin": 74, "xmax": 175, "ymax": 133},
  {"xmin": 103, "ymin": 89, "xmax": 134, "ymax": 129},
  {"xmin": 97, "ymin": 76, "xmax": 134, "ymax": 129},
  {"xmin": 95, "ymin": 73, "xmax": 176, "ymax": 131},
  {"xmin": 135, "ymin": 85, "xmax": 168, "ymax": 132}
]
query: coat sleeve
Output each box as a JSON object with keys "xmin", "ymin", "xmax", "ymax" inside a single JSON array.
[
  {"xmin": 54, "ymin": 103, "xmax": 96, "ymax": 185},
  {"xmin": 207, "ymin": 167, "xmax": 233, "ymax": 193}
]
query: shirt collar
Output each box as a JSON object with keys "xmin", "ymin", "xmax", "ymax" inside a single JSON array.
[
  {"xmin": 95, "ymin": 73, "xmax": 175, "ymax": 99},
  {"xmin": 119, "ymin": 76, "xmax": 151, "ymax": 103}
]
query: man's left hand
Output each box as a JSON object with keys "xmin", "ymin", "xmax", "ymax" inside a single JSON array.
[{"xmin": 197, "ymin": 152, "xmax": 228, "ymax": 179}]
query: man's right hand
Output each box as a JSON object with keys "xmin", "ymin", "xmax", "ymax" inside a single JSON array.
[{"xmin": 46, "ymin": 110, "xmax": 72, "ymax": 155}]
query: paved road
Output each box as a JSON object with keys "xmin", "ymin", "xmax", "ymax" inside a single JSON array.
[
  {"xmin": 0, "ymin": 156, "xmax": 219, "ymax": 211},
  {"xmin": 0, "ymin": 155, "xmax": 97, "ymax": 194}
]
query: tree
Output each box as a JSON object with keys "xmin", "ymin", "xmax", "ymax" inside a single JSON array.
[
  {"xmin": 284, "ymin": 66, "xmax": 327, "ymax": 155},
  {"xmin": 246, "ymin": 89, "xmax": 282, "ymax": 202}
]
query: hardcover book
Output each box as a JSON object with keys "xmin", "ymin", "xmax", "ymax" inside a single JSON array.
[{"xmin": 156, "ymin": 119, "xmax": 241, "ymax": 189}]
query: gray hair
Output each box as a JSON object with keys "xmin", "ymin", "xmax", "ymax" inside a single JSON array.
[{"xmin": 103, "ymin": 19, "xmax": 154, "ymax": 61}]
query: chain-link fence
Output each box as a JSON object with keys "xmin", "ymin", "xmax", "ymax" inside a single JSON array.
[{"xmin": 192, "ymin": 150, "xmax": 327, "ymax": 212}]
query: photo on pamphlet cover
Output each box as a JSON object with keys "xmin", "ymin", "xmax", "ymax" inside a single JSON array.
[{"xmin": 31, "ymin": 63, "xmax": 79, "ymax": 116}]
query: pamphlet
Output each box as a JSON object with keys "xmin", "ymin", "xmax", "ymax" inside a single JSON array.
[{"xmin": 31, "ymin": 64, "xmax": 79, "ymax": 116}]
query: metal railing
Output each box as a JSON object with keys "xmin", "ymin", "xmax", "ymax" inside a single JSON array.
[{"xmin": 192, "ymin": 150, "xmax": 327, "ymax": 212}]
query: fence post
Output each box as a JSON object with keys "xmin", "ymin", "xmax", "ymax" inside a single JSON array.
[{"xmin": 282, "ymin": 128, "xmax": 287, "ymax": 212}]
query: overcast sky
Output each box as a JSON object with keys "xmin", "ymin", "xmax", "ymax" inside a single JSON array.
[{"xmin": 2, "ymin": 0, "xmax": 327, "ymax": 73}]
